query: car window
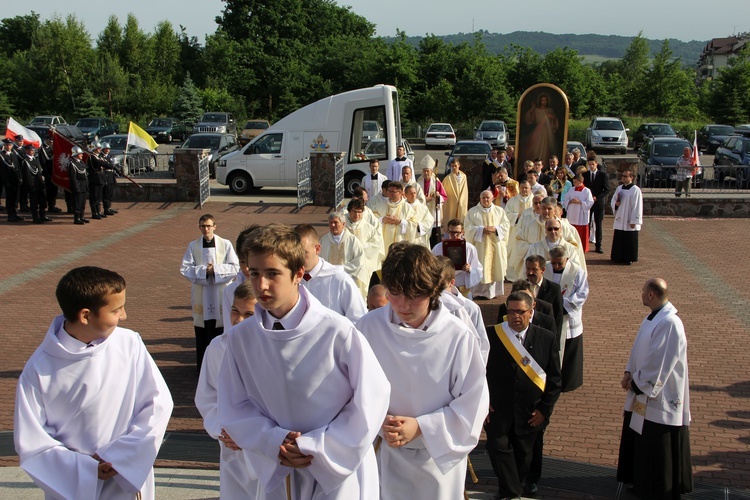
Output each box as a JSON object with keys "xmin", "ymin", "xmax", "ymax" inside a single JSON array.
[
  {"xmin": 228, "ymin": 136, "xmax": 236, "ymax": 148},
  {"xmin": 653, "ymin": 142, "xmax": 687, "ymax": 157},
  {"xmin": 429, "ymin": 124, "xmax": 453, "ymax": 132},
  {"xmin": 724, "ymin": 138, "xmax": 737, "ymax": 150},
  {"xmin": 77, "ymin": 119, "xmax": 100, "ymax": 127},
  {"xmin": 245, "ymin": 121, "xmax": 268, "ymax": 129},
  {"xmin": 743, "ymin": 139, "xmax": 750, "ymax": 154},
  {"xmin": 201, "ymin": 114, "xmax": 227, "ymax": 123},
  {"xmin": 184, "ymin": 136, "xmax": 221, "ymax": 149},
  {"xmin": 252, "ymin": 133, "xmax": 283, "ymax": 154},
  {"xmin": 479, "ymin": 122, "xmax": 504, "ymax": 131},
  {"xmin": 107, "ymin": 137, "xmax": 127, "ymax": 149},
  {"xmin": 454, "ymin": 143, "xmax": 490, "ymax": 155},
  {"xmin": 595, "ymin": 120, "xmax": 624, "ymax": 131},
  {"xmin": 711, "ymin": 126, "xmax": 734, "ymax": 136}
]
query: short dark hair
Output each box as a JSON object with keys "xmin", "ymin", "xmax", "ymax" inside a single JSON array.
[
  {"xmin": 236, "ymin": 225, "xmax": 261, "ymax": 254},
  {"xmin": 506, "ymin": 290, "xmax": 533, "ymax": 309},
  {"xmin": 388, "ymin": 181, "xmax": 404, "ymax": 191},
  {"xmin": 525, "ymin": 254, "xmax": 547, "ymax": 268},
  {"xmin": 347, "ymin": 198, "xmax": 365, "ymax": 212},
  {"xmin": 380, "ymin": 180, "xmax": 390, "ymax": 190},
  {"xmin": 294, "ymin": 223, "xmax": 319, "ymax": 243},
  {"xmin": 199, "ymin": 213, "xmax": 214, "ymax": 224},
  {"xmin": 369, "ymin": 159, "xmax": 379, "ymax": 166},
  {"xmin": 447, "ymin": 218, "xmax": 463, "ymax": 229},
  {"xmin": 352, "ymin": 186, "xmax": 367, "ymax": 198},
  {"xmin": 56, "ymin": 267, "xmax": 126, "ymax": 322},
  {"xmin": 511, "ymin": 279, "xmax": 535, "ymax": 293},
  {"xmin": 382, "ymin": 243, "xmax": 442, "ymax": 310},
  {"xmin": 234, "ymin": 280, "xmax": 256, "ymax": 300}
]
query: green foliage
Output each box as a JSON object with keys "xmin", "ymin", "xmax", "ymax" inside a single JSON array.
[
  {"xmin": 0, "ymin": 12, "xmax": 40, "ymax": 54},
  {"xmin": 173, "ymin": 73, "xmax": 203, "ymax": 124},
  {"xmin": 705, "ymin": 45, "xmax": 750, "ymax": 123},
  {"xmin": 76, "ymin": 88, "xmax": 105, "ymax": 118}
]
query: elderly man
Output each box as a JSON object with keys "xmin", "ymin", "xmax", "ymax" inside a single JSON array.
[
  {"xmin": 370, "ymin": 180, "xmax": 419, "ymax": 249},
  {"xmin": 505, "ymin": 181, "xmax": 534, "ymax": 226},
  {"xmin": 404, "ymin": 184, "xmax": 434, "ymax": 247},
  {"xmin": 485, "ymin": 291, "xmax": 561, "ymax": 500},
  {"xmin": 345, "ymin": 198, "xmax": 385, "ymax": 275},
  {"xmin": 617, "ymin": 278, "xmax": 692, "ymax": 499},
  {"xmin": 431, "ymin": 218, "xmax": 483, "ymax": 294},
  {"xmin": 544, "ymin": 246, "xmax": 588, "ymax": 392},
  {"xmin": 366, "ymin": 284, "xmax": 388, "ymax": 311},
  {"xmin": 465, "ymin": 190, "xmax": 510, "ymax": 299},
  {"xmin": 674, "ymin": 146, "xmax": 695, "ymax": 198},
  {"xmin": 527, "ymin": 219, "xmax": 583, "ymax": 272},
  {"xmin": 320, "ymin": 211, "xmax": 369, "ymax": 298},
  {"xmin": 400, "ymin": 165, "xmax": 426, "ymax": 205}
]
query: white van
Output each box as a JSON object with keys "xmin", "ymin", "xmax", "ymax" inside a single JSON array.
[{"xmin": 216, "ymin": 85, "xmax": 404, "ymax": 195}]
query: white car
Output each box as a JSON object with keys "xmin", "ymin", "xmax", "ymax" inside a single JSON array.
[
  {"xmin": 585, "ymin": 117, "xmax": 629, "ymax": 154},
  {"xmin": 424, "ymin": 123, "xmax": 456, "ymax": 148}
]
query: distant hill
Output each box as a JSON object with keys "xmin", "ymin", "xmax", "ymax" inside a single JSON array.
[{"xmin": 384, "ymin": 31, "xmax": 707, "ymax": 66}]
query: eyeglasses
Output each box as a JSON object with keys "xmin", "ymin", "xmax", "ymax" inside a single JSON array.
[
  {"xmin": 546, "ymin": 227, "xmax": 561, "ymax": 231},
  {"xmin": 507, "ymin": 309, "xmax": 531, "ymax": 316},
  {"xmin": 448, "ymin": 231, "xmax": 463, "ymax": 236},
  {"xmin": 199, "ymin": 224, "xmax": 215, "ymax": 228}
]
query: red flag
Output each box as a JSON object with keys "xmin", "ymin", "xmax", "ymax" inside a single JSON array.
[
  {"xmin": 52, "ymin": 131, "xmax": 89, "ymax": 191},
  {"xmin": 5, "ymin": 117, "xmax": 42, "ymax": 148}
]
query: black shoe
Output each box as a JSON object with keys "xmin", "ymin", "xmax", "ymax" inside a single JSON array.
[
  {"xmin": 474, "ymin": 295, "xmax": 489, "ymax": 301},
  {"xmin": 104, "ymin": 209, "xmax": 116, "ymax": 216},
  {"xmin": 99, "ymin": 212, "xmax": 107, "ymax": 218},
  {"xmin": 33, "ymin": 218, "xmax": 44, "ymax": 224},
  {"xmin": 42, "ymin": 216, "xmax": 53, "ymax": 222},
  {"xmin": 82, "ymin": 217, "xmax": 90, "ymax": 223},
  {"xmin": 0, "ymin": 205, "xmax": 4, "ymax": 211},
  {"xmin": 595, "ymin": 248, "xmax": 604, "ymax": 254},
  {"xmin": 48, "ymin": 206, "xmax": 62, "ymax": 213},
  {"xmin": 524, "ymin": 482, "xmax": 539, "ymax": 496},
  {"xmin": 9, "ymin": 215, "xmax": 24, "ymax": 222},
  {"xmin": 92, "ymin": 214, "xmax": 102, "ymax": 220},
  {"xmin": 19, "ymin": 206, "xmax": 30, "ymax": 213},
  {"xmin": 74, "ymin": 218, "xmax": 85, "ymax": 225},
  {"xmin": 110, "ymin": 209, "xmax": 119, "ymax": 214}
]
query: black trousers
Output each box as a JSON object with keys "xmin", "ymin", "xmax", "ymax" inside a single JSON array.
[
  {"xmin": 194, "ymin": 320, "xmax": 223, "ymax": 373},
  {"xmin": 29, "ymin": 186, "xmax": 46, "ymax": 219},
  {"xmin": 45, "ymin": 175, "xmax": 58, "ymax": 209},
  {"xmin": 4, "ymin": 180, "xmax": 19, "ymax": 218},
  {"xmin": 19, "ymin": 183, "xmax": 29, "ymax": 209},
  {"xmin": 89, "ymin": 184, "xmax": 103, "ymax": 214},
  {"xmin": 102, "ymin": 178, "xmax": 114, "ymax": 209},
  {"xmin": 72, "ymin": 189, "xmax": 87, "ymax": 215},
  {"xmin": 589, "ymin": 199, "xmax": 605, "ymax": 250},
  {"xmin": 527, "ymin": 427, "xmax": 544, "ymax": 484},
  {"xmin": 486, "ymin": 424, "xmax": 539, "ymax": 498}
]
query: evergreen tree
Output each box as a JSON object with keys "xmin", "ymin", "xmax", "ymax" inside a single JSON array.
[{"xmin": 173, "ymin": 73, "xmax": 203, "ymax": 124}]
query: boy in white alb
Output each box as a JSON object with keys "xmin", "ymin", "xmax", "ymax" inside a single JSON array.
[
  {"xmin": 14, "ymin": 266, "xmax": 173, "ymax": 500},
  {"xmin": 356, "ymin": 243, "xmax": 489, "ymax": 500},
  {"xmin": 217, "ymin": 224, "xmax": 391, "ymax": 499},
  {"xmin": 196, "ymin": 280, "xmax": 260, "ymax": 498}
]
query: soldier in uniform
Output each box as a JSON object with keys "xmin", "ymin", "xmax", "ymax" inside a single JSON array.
[
  {"xmin": 20, "ymin": 144, "xmax": 51, "ymax": 224},
  {"xmin": 38, "ymin": 136, "xmax": 61, "ymax": 213},
  {"xmin": 68, "ymin": 146, "xmax": 90, "ymax": 225},
  {"xmin": 100, "ymin": 142, "xmax": 118, "ymax": 215},
  {"xmin": 13, "ymin": 134, "xmax": 30, "ymax": 213},
  {"xmin": 1, "ymin": 138, "xmax": 23, "ymax": 222},
  {"xmin": 87, "ymin": 141, "xmax": 107, "ymax": 219}
]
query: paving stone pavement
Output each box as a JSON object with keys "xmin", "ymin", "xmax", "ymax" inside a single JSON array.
[{"xmin": 1, "ymin": 202, "xmax": 749, "ymax": 497}]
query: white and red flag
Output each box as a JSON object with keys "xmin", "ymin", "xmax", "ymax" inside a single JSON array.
[
  {"xmin": 52, "ymin": 131, "xmax": 88, "ymax": 191},
  {"xmin": 692, "ymin": 130, "xmax": 702, "ymax": 176},
  {"xmin": 5, "ymin": 117, "xmax": 42, "ymax": 148}
]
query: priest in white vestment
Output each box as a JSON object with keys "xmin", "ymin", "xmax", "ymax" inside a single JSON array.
[
  {"xmin": 360, "ymin": 158, "xmax": 387, "ymax": 197},
  {"xmin": 505, "ymin": 193, "xmax": 544, "ymax": 282},
  {"xmin": 544, "ymin": 246, "xmax": 588, "ymax": 393},
  {"xmin": 296, "ymin": 224, "xmax": 367, "ymax": 322},
  {"xmin": 356, "ymin": 244, "xmax": 489, "ymax": 500},
  {"xmin": 442, "ymin": 158, "xmax": 469, "ymax": 233},
  {"xmin": 320, "ymin": 212, "xmax": 370, "ymax": 299},
  {"xmin": 464, "ymin": 190, "xmax": 510, "ymax": 299},
  {"xmin": 15, "ymin": 267, "xmax": 173, "ymax": 500},
  {"xmin": 611, "ymin": 169, "xmax": 643, "ymax": 265},
  {"xmin": 369, "ymin": 181, "xmax": 419, "ymax": 251},
  {"xmin": 401, "ymin": 165, "xmax": 427, "ymax": 205},
  {"xmin": 346, "ymin": 197, "xmax": 385, "ymax": 275},
  {"xmin": 404, "ymin": 184, "xmax": 435, "ymax": 247},
  {"xmin": 387, "ymin": 144, "xmax": 413, "ymax": 181},
  {"xmin": 526, "ymin": 218, "xmax": 584, "ymax": 272}
]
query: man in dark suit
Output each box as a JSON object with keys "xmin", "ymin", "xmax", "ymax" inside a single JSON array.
[
  {"xmin": 583, "ymin": 155, "xmax": 610, "ymax": 253},
  {"xmin": 525, "ymin": 255, "xmax": 563, "ymax": 338},
  {"xmin": 497, "ymin": 279, "xmax": 556, "ymax": 334},
  {"xmin": 485, "ymin": 291, "xmax": 562, "ymax": 499}
]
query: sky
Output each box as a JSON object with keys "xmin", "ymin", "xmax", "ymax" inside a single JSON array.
[{"xmin": 3, "ymin": 0, "xmax": 746, "ymax": 43}]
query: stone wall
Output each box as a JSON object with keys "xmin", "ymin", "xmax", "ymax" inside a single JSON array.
[{"xmin": 310, "ymin": 152, "xmax": 342, "ymax": 207}]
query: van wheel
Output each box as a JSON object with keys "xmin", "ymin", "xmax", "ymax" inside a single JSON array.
[
  {"xmin": 229, "ymin": 172, "xmax": 254, "ymax": 195},
  {"xmin": 345, "ymin": 172, "xmax": 361, "ymax": 197}
]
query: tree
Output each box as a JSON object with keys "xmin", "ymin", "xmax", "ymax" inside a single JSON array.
[
  {"xmin": 0, "ymin": 13, "xmax": 41, "ymax": 54},
  {"xmin": 76, "ymin": 88, "xmax": 105, "ymax": 118},
  {"xmin": 173, "ymin": 73, "xmax": 203, "ymax": 124},
  {"xmin": 636, "ymin": 40, "xmax": 698, "ymax": 118},
  {"xmin": 96, "ymin": 15, "xmax": 122, "ymax": 58},
  {"xmin": 151, "ymin": 21, "xmax": 181, "ymax": 85},
  {"xmin": 706, "ymin": 45, "xmax": 750, "ymax": 123},
  {"xmin": 618, "ymin": 32, "xmax": 651, "ymax": 114}
]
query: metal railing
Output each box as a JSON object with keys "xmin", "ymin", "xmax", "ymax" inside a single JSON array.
[
  {"xmin": 638, "ymin": 164, "xmax": 750, "ymax": 192},
  {"xmin": 334, "ymin": 155, "xmax": 345, "ymax": 209},
  {"xmin": 113, "ymin": 153, "xmax": 173, "ymax": 178},
  {"xmin": 198, "ymin": 155, "xmax": 211, "ymax": 207},
  {"xmin": 297, "ymin": 157, "xmax": 312, "ymax": 209}
]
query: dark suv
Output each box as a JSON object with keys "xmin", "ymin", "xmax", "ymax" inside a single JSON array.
[
  {"xmin": 632, "ymin": 123, "xmax": 677, "ymax": 150},
  {"xmin": 697, "ymin": 124, "xmax": 735, "ymax": 153},
  {"xmin": 145, "ymin": 117, "xmax": 190, "ymax": 143},
  {"xmin": 193, "ymin": 112, "xmax": 237, "ymax": 136},
  {"xmin": 75, "ymin": 117, "xmax": 119, "ymax": 142},
  {"xmin": 713, "ymin": 135, "xmax": 750, "ymax": 186},
  {"xmin": 638, "ymin": 137, "xmax": 702, "ymax": 188}
]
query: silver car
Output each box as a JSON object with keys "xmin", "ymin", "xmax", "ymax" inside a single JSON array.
[
  {"xmin": 585, "ymin": 117, "xmax": 629, "ymax": 154},
  {"xmin": 474, "ymin": 120, "xmax": 508, "ymax": 148}
]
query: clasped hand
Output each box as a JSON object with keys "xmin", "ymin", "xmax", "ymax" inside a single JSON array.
[
  {"xmin": 279, "ymin": 431, "xmax": 313, "ymax": 468},
  {"xmin": 92, "ymin": 453, "xmax": 118, "ymax": 481},
  {"xmin": 382, "ymin": 415, "xmax": 421, "ymax": 448}
]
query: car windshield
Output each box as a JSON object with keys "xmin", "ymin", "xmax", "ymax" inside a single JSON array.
[
  {"xmin": 76, "ymin": 119, "xmax": 101, "ymax": 127},
  {"xmin": 428, "ymin": 124, "xmax": 452, "ymax": 132},
  {"xmin": 104, "ymin": 136, "xmax": 127, "ymax": 149},
  {"xmin": 710, "ymin": 126, "xmax": 734, "ymax": 136},
  {"xmin": 744, "ymin": 140, "xmax": 750, "ymax": 154},
  {"xmin": 201, "ymin": 114, "xmax": 227, "ymax": 123},
  {"xmin": 652, "ymin": 142, "xmax": 689, "ymax": 157},
  {"xmin": 184, "ymin": 136, "xmax": 221, "ymax": 149},
  {"xmin": 479, "ymin": 122, "xmax": 504, "ymax": 131},
  {"xmin": 244, "ymin": 121, "xmax": 268, "ymax": 129},
  {"xmin": 647, "ymin": 125, "xmax": 674, "ymax": 135},
  {"xmin": 363, "ymin": 141, "xmax": 386, "ymax": 156},
  {"xmin": 595, "ymin": 120, "xmax": 624, "ymax": 131},
  {"xmin": 30, "ymin": 117, "xmax": 53, "ymax": 125},
  {"xmin": 454, "ymin": 143, "xmax": 491, "ymax": 155},
  {"xmin": 149, "ymin": 119, "xmax": 172, "ymax": 127},
  {"xmin": 363, "ymin": 122, "xmax": 379, "ymax": 131}
]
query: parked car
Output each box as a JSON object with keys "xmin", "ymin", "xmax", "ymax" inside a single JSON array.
[
  {"xmin": 713, "ymin": 135, "xmax": 750, "ymax": 185},
  {"xmin": 444, "ymin": 140, "xmax": 492, "ymax": 175},
  {"xmin": 100, "ymin": 134, "xmax": 158, "ymax": 175},
  {"xmin": 474, "ymin": 120, "xmax": 508, "ymax": 148},
  {"xmin": 734, "ymin": 124, "xmax": 750, "ymax": 137},
  {"xmin": 361, "ymin": 138, "xmax": 415, "ymax": 163},
  {"xmin": 27, "ymin": 123, "xmax": 87, "ymax": 146},
  {"xmin": 193, "ymin": 112, "xmax": 237, "ymax": 136},
  {"xmin": 240, "ymin": 119, "xmax": 270, "ymax": 145},
  {"xmin": 638, "ymin": 137, "xmax": 701, "ymax": 188},
  {"xmin": 632, "ymin": 123, "xmax": 677, "ymax": 150},
  {"xmin": 172, "ymin": 132, "xmax": 239, "ymax": 177},
  {"xmin": 145, "ymin": 117, "xmax": 190, "ymax": 143},
  {"xmin": 424, "ymin": 123, "xmax": 457, "ymax": 149},
  {"xmin": 28, "ymin": 115, "xmax": 67, "ymax": 127},
  {"xmin": 566, "ymin": 141, "xmax": 587, "ymax": 157},
  {"xmin": 585, "ymin": 117, "xmax": 628, "ymax": 154},
  {"xmin": 75, "ymin": 117, "xmax": 119, "ymax": 143},
  {"xmin": 362, "ymin": 120, "xmax": 384, "ymax": 142},
  {"xmin": 697, "ymin": 124, "xmax": 735, "ymax": 153}
]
